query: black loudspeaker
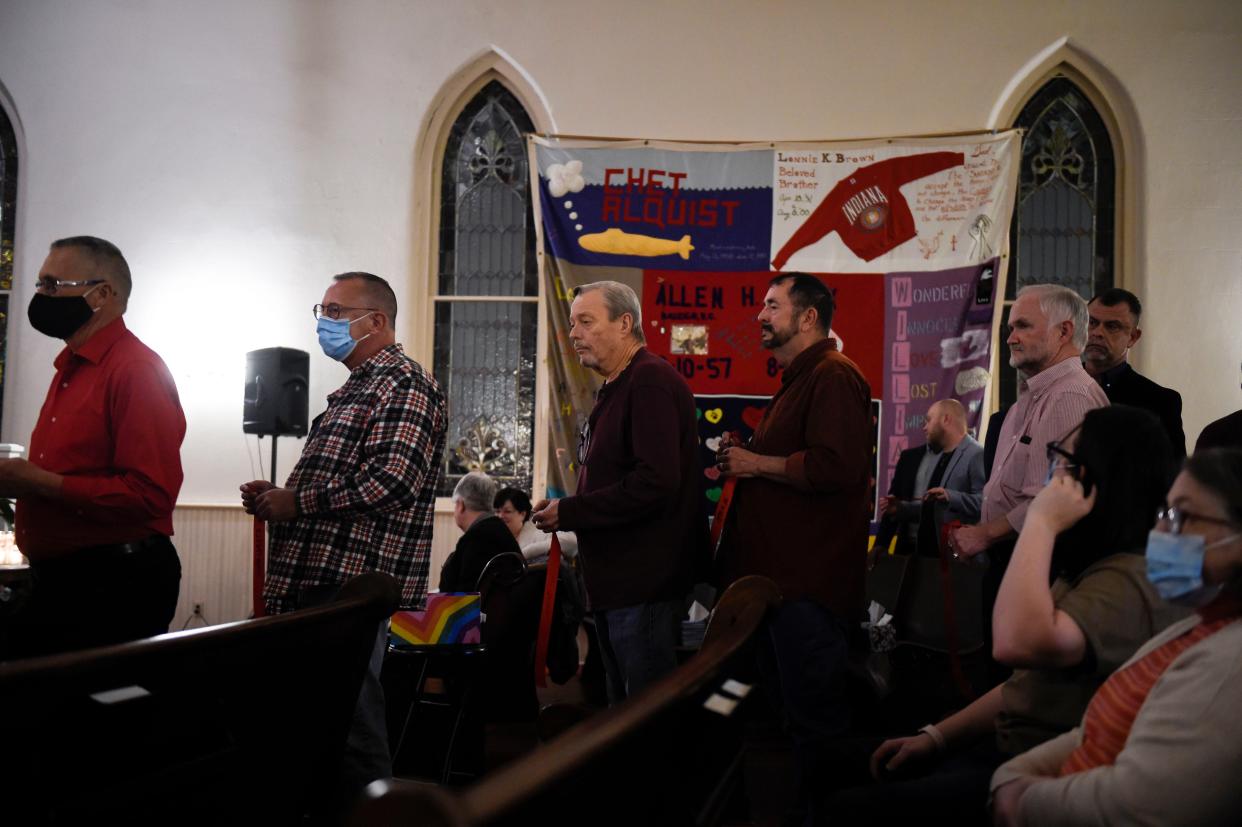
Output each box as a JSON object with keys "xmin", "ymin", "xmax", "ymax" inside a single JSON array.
[{"xmin": 243, "ymin": 348, "xmax": 309, "ymax": 437}]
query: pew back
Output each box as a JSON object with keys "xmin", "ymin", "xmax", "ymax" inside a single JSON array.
[
  {"xmin": 354, "ymin": 575, "xmax": 781, "ymax": 827},
  {"xmin": 0, "ymin": 572, "xmax": 400, "ymax": 826}
]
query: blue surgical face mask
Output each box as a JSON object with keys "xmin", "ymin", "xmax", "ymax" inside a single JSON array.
[
  {"xmin": 316, "ymin": 312, "xmax": 372, "ymax": 361},
  {"xmin": 1145, "ymin": 529, "xmax": 1240, "ymax": 606}
]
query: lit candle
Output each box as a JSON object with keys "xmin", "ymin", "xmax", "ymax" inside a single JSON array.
[{"xmin": 0, "ymin": 531, "xmax": 24, "ymax": 567}]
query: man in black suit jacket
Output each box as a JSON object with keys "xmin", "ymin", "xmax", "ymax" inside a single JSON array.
[
  {"xmin": 439, "ymin": 472, "xmax": 522, "ymax": 592},
  {"xmin": 874, "ymin": 443, "xmax": 928, "ymax": 556},
  {"xmin": 1084, "ymin": 288, "xmax": 1186, "ymax": 456}
]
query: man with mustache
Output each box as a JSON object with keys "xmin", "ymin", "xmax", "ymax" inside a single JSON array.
[
  {"xmin": 531, "ymin": 281, "xmax": 706, "ymax": 704},
  {"xmin": 715, "ymin": 272, "xmax": 872, "ymax": 814},
  {"xmin": 953, "ymin": 286, "xmax": 1108, "ymax": 562},
  {"xmin": 1082, "ymin": 288, "xmax": 1184, "ymax": 457},
  {"xmin": 950, "ymin": 285, "xmax": 1108, "ymax": 678}
]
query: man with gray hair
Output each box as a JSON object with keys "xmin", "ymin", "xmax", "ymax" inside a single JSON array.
[
  {"xmin": 2, "ymin": 236, "xmax": 185, "ymax": 659},
  {"xmin": 532, "ymin": 280, "xmax": 707, "ymax": 704},
  {"xmin": 950, "ymin": 285, "xmax": 1107, "ymax": 662},
  {"xmin": 439, "ymin": 471, "xmax": 521, "ymax": 591}
]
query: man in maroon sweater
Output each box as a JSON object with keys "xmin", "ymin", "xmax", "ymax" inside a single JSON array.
[
  {"xmin": 716, "ymin": 272, "xmax": 872, "ymax": 810},
  {"xmin": 532, "ymin": 281, "xmax": 707, "ymax": 703}
]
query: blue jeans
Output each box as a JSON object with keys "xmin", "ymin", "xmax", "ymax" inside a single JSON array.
[{"xmin": 595, "ymin": 599, "xmax": 682, "ymax": 704}]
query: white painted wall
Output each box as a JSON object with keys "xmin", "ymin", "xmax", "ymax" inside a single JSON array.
[{"xmin": 0, "ymin": 0, "xmax": 1239, "ymax": 512}]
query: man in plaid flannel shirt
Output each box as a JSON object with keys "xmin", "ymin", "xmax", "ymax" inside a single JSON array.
[{"xmin": 241, "ymin": 271, "xmax": 446, "ymax": 804}]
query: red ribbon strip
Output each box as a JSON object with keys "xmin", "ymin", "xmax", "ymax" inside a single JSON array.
[
  {"xmin": 253, "ymin": 517, "xmax": 266, "ymax": 618},
  {"xmin": 710, "ymin": 476, "xmax": 737, "ymax": 552},
  {"xmin": 533, "ymin": 533, "xmax": 562, "ymax": 689}
]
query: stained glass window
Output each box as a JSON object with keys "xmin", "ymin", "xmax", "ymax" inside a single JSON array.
[
  {"xmin": 999, "ymin": 76, "xmax": 1116, "ymax": 406},
  {"xmin": 0, "ymin": 103, "xmax": 17, "ymax": 439},
  {"xmin": 434, "ymin": 81, "xmax": 538, "ymax": 496}
]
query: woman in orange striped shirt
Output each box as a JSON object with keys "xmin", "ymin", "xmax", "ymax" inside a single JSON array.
[{"xmin": 990, "ymin": 448, "xmax": 1242, "ymax": 826}]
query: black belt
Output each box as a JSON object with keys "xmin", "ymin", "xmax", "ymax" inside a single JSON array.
[{"xmin": 34, "ymin": 535, "xmax": 170, "ymax": 570}]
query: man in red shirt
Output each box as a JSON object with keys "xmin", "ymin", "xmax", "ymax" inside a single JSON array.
[{"xmin": 1, "ymin": 236, "xmax": 185, "ymax": 659}]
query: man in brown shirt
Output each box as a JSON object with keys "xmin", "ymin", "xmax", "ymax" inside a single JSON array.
[{"xmin": 716, "ymin": 272, "xmax": 872, "ymax": 806}]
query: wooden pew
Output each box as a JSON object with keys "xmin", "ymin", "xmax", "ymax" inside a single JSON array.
[
  {"xmin": 0, "ymin": 571, "xmax": 400, "ymax": 826},
  {"xmin": 353, "ymin": 575, "xmax": 781, "ymax": 827}
]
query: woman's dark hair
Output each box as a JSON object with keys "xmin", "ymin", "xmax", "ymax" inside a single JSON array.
[
  {"xmin": 493, "ymin": 487, "xmax": 532, "ymax": 521},
  {"xmin": 1183, "ymin": 448, "xmax": 1242, "ymax": 526},
  {"xmin": 1052, "ymin": 405, "xmax": 1176, "ymax": 578}
]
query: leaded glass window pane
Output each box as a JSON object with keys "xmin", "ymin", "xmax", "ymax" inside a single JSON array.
[
  {"xmin": 0, "ymin": 106, "xmax": 15, "ymax": 291},
  {"xmin": 438, "ymin": 81, "xmax": 536, "ymax": 298},
  {"xmin": 0, "ymin": 104, "xmax": 16, "ymax": 439},
  {"xmin": 434, "ymin": 80, "xmax": 538, "ymax": 496},
  {"xmin": 1000, "ymin": 76, "xmax": 1115, "ymax": 407},
  {"xmin": 434, "ymin": 301, "xmax": 537, "ymax": 494}
]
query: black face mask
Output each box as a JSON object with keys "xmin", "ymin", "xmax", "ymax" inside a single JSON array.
[{"xmin": 28, "ymin": 292, "xmax": 96, "ymax": 339}]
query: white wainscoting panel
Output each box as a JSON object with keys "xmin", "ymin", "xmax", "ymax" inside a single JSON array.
[{"xmin": 170, "ymin": 504, "xmax": 463, "ymax": 629}]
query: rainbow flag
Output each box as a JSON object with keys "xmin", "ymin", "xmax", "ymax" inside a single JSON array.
[{"xmin": 389, "ymin": 592, "xmax": 481, "ymax": 647}]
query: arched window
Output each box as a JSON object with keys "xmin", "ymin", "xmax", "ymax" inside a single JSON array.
[
  {"xmin": 999, "ymin": 74, "xmax": 1116, "ymax": 406},
  {"xmin": 0, "ymin": 101, "xmax": 17, "ymax": 437},
  {"xmin": 433, "ymin": 80, "xmax": 538, "ymax": 496}
]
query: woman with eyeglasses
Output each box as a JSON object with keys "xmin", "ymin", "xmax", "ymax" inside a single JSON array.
[
  {"xmin": 836, "ymin": 406, "xmax": 1187, "ymax": 823},
  {"xmin": 990, "ymin": 447, "xmax": 1242, "ymax": 826}
]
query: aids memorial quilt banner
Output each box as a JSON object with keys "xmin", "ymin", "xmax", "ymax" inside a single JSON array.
[{"xmin": 531, "ymin": 133, "xmax": 1019, "ymax": 521}]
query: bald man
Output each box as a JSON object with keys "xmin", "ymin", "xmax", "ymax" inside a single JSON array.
[{"xmin": 876, "ymin": 399, "xmax": 985, "ymax": 558}]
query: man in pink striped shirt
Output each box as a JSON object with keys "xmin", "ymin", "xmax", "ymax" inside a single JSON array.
[
  {"xmin": 952, "ymin": 285, "xmax": 1108, "ymax": 667},
  {"xmin": 953, "ymin": 285, "xmax": 1108, "ymax": 560}
]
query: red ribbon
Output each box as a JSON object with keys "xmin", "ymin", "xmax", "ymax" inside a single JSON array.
[
  {"xmin": 710, "ymin": 476, "xmax": 738, "ymax": 552},
  {"xmin": 533, "ymin": 533, "xmax": 563, "ymax": 689},
  {"xmin": 253, "ymin": 517, "xmax": 266, "ymax": 618}
]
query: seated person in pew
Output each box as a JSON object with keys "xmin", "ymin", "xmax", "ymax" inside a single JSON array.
[
  {"xmin": 439, "ymin": 472, "xmax": 521, "ymax": 592},
  {"xmin": 494, "ymin": 483, "xmax": 586, "ymax": 638},
  {"xmin": 825, "ymin": 406, "xmax": 1189, "ymax": 823},
  {"xmin": 990, "ymin": 448, "xmax": 1242, "ymax": 827},
  {"xmin": 494, "ymin": 485, "xmax": 578, "ymax": 566}
]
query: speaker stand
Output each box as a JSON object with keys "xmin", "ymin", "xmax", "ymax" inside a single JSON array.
[{"xmin": 269, "ymin": 436, "xmax": 279, "ymax": 486}]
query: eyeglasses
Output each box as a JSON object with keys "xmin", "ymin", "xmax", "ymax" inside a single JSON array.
[
  {"xmin": 312, "ymin": 303, "xmax": 378, "ymax": 321},
  {"xmin": 35, "ymin": 277, "xmax": 105, "ymax": 295},
  {"xmin": 577, "ymin": 421, "xmax": 591, "ymax": 466},
  {"xmin": 1155, "ymin": 505, "xmax": 1239, "ymax": 536},
  {"xmin": 1045, "ymin": 440, "xmax": 1081, "ymax": 475}
]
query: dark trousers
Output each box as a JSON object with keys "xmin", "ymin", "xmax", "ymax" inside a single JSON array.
[
  {"xmin": 1, "ymin": 534, "xmax": 181, "ymax": 660},
  {"xmin": 292, "ymin": 585, "xmax": 392, "ymax": 808},
  {"xmin": 981, "ymin": 539, "xmax": 1016, "ymax": 683},
  {"xmin": 824, "ymin": 739, "xmax": 1005, "ymax": 825},
  {"xmin": 757, "ymin": 598, "xmax": 852, "ymax": 822}
]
